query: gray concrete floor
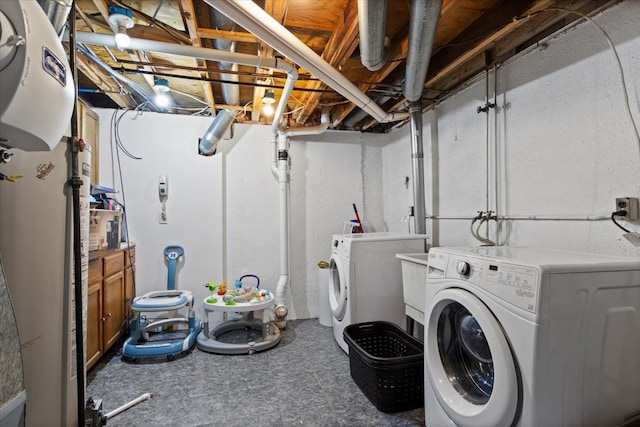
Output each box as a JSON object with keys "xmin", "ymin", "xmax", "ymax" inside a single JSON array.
[{"xmin": 87, "ymin": 319, "xmax": 424, "ymax": 427}]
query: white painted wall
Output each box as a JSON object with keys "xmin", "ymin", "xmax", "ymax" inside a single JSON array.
[
  {"xmin": 383, "ymin": 1, "xmax": 640, "ymax": 256},
  {"xmin": 96, "ymin": 112, "xmax": 382, "ymax": 319},
  {"xmin": 95, "ymin": 1, "xmax": 640, "ymax": 324},
  {"xmin": 95, "ymin": 110, "xmax": 224, "ymax": 310}
]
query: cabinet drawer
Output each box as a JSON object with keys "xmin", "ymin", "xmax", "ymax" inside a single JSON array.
[
  {"xmin": 88, "ymin": 258, "xmax": 103, "ymax": 281},
  {"xmin": 103, "ymin": 252, "xmax": 124, "ymax": 277}
]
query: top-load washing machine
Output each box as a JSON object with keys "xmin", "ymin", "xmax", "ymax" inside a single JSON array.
[
  {"xmin": 329, "ymin": 232, "xmax": 427, "ymax": 353},
  {"xmin": 423, "ymin": 246, "xmax": 640, "ymax": 427}
]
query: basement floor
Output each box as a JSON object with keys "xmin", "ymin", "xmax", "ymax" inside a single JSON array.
[{"xmin": 87, "ymin": 319, "xmax": 424, "ymax": 427}]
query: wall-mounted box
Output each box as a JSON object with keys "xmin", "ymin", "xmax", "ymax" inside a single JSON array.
[{"xmin": 89, "ymin": 209, "xmax": 122, "ymax": 251}]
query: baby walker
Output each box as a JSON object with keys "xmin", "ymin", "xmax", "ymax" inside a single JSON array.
[
  {"xmin": 122, "ymin": 245, "xmax": 201, "ymax": 362},
  {"xmin": 197, "ymin": 274, "xmax": 281, "ymax": 355}
]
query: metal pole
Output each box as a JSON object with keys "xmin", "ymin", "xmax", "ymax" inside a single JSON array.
[
  {"xmin": 68, "ymin": 2, "xmax": 86, "ymax": 425},
  {"xmin": 409, "ymin": 101, "xmax": 426, "ymax": 235}
]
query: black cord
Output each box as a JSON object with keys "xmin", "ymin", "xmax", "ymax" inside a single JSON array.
[{"xmin": 611, "ymin": 211, "xmax": 630, "ymax": 233}]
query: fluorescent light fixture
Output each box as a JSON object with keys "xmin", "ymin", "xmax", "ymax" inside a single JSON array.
[{"xmin": 108, "ymin": 6, "xmax": 134, "ymax": 50}]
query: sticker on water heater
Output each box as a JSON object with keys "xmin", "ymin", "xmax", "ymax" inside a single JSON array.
[
  {"xmin": 36, "ymin": 162, "xmax": 55, "ymax": 180},
  {"xmin": 43, "ymin": 47, "xmax": 66, "ymax": 86}
]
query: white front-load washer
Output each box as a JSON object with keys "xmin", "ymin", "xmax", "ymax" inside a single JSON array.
[
  {"xmin": 328, "ymin": 232, "xmax": 427, "ymax": 353},
  {"xmin": 423, "ymin": 247, "xmax": 640, "ymax": 427}
]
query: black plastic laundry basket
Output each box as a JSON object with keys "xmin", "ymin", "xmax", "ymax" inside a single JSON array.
[{"xmin": 343, "ymin": 321, "xmax": 424, "ymax": 413}]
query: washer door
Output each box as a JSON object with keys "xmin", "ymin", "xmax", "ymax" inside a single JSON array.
[
  {"xmin": 425, "ymin": 288, "xmax": 518, "ymax": 427},
  {"xmin": 328, "ymin": 254, "xmax": 348, "ymax": 320}
]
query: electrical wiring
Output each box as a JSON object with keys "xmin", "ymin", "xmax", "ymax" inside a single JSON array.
[
  {"xmin": 611, "ymin": 211, "xmax": 631, "ymax": 233},
  {"xmin": 524, "ymin": 7, "xmax": 640, "ymax": 152},
  {"xmin": 111, "ymin": 109, "xmax": 143, "ymax": 160}
]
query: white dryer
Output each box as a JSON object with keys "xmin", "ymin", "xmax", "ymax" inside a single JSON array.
[
  {"xmin": 329, "ymin": 232, "xmax": 427, "ymax": 353},
  {"xmin": 423, "ymin": 247, "xmax": 640, "ymax": 427}
]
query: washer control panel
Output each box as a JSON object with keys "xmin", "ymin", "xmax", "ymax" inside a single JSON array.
[{"xmin": 438, "ymin": 252, "xmax": 540, "ymax": 313}]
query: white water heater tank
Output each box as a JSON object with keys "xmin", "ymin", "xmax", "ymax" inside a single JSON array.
[{"xmin": 0, "ymin": 1, "xmax": 74, "ymax": 152}]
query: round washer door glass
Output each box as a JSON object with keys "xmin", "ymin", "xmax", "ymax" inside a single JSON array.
[
  {"xmin": 328, "ymin": 255, "xmax": 348, "ymax": 320},
  {"xmin": 425, "ymin": 288, "xmax": 518, "ymax": 427}
]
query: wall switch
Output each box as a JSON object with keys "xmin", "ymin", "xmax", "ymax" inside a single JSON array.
[{"xmin": 616, "ymin": 197, "xmax": 639, "ymax": 221}]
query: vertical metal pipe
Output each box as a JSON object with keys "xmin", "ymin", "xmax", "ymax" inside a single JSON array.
[
  {"xmin": 67, "ymin": 3, "xmax": 85, "ymax": 425},
  {"xmin": 409, "ymin": 101, "xmax": 426, "ymax": 235}
]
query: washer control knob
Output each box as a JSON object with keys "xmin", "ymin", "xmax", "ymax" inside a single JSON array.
[{"xmin": 456, "ymin": 261, "xmax": 471, "ymax": 276}]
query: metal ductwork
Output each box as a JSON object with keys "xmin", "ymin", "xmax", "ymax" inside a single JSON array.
[
  {"xmin": 199, "ymin": 109, "xmax": 237, "ymax": 156},
  {"xmin": 404, "ymin": 0, "xmax": 442, "ymax": 102},
  {"xmin": 211, "ymin": 11, "xmax": 240, "ymax": 106},
  {"xmin": 76, "ymin": 44, "xmax": 161, "ymax": 112},
  {"xmin": 38, "ymin": 0, "xmax": 73, "ymax": 36},
  {"xmin": 358, "ymin": 0, "xmax": 387, "ymax": 71},
  {"xmin": 404, "ymin": 0, "xmax": 442, "ymax": 236}
]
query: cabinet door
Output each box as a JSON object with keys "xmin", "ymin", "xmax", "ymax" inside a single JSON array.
[
  {"xmin": 86, "ymin": 282, "xmax": 103, "ymax": 370},
  {"xmin": 124, "ymin": 266, "xmax": 135, "ymax": 319},
  {"xmin": 103, "ymin": 271, "xmax": 124, "ymax": 350}
]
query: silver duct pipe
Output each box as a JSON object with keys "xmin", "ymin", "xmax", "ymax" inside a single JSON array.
[
  {"xmin": 38, "ymin": 0, "xmax": 73, "ymax": 36},
  {"xmin": 409, "ymin": 101, "xmax": 426, "ymax": 234},
  {"xmin": 404, "ymin": 0, "xmax": 442, "ymax": 101},
  {"xmin": 76, "ymin": 44, "xmax": 161, "ymax": 112},
  {"xmin": 404, "ymin": 0, "xmax": 441, "ymax": 236},
  {"xmin": 199, "ymin": 109, "xmax": 237, "ymax": 155},
  {"xmin": 358, "ymin": 0, "xmax": 387, "ymax": 71},
  {"xmin": 212, "ymin": 11, "xmax": 240, "ymax": 106}
]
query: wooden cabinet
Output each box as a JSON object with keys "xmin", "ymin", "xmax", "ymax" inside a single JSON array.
[{"xmin": 87, "ymin": 246, "xmax": 135, "ymax": 370}]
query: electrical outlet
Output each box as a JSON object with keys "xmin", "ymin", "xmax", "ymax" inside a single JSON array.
[{"xmin": 616, "ymin": 197, "xmax": 639, "ymax": 221}]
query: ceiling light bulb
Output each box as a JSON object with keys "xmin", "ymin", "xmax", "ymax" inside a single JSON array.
[
  {"xmin": 262, "ymin": 91, "xmax": 276, "ymax": 105},
  {"xmin": 262, "ymin": 102, "xmax": 274, "ymax": 116},
  {"xmin": 108, "ymin": 6, "xmax": 134, "ymax": 50},
  {"xmin": 154, "ymin": 93, "xmax": 171, "ymax": 108},
  {"xmin": 153, "ymin": 77, "xmax": 170, "ymax": 93},
  {"xmin": 114, "ymin": 31, "xmax": 130, "ymax": 49}
]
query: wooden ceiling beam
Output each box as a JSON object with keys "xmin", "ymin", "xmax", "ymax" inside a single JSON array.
[
  {"xmin": 252, "ymin": 0, "xmax": 289, "ymax": 122},
  {"xmin": 360, "ymin": 0, "xmax": 606, "ymax": 130},
  {"xmin": 196, "ymin": 28, "xmax": 259, "ymax": 44},
  {"xmin": 294, "ymin": 0, "xmax": 360, "ymax": 125},
  {"xmin": 179, "ymin": 0, "xmax": 216, "ymax": 112},
  {"xmin": 76, "ymin": 55, "xmax": 131, "ymax": 108},
  {"xmin": 330, "ymin": 35, "xmax": 409, "ymax": 127}
]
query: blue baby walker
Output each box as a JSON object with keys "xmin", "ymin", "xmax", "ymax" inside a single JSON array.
[{"xmin": 122, "ymin": 245, "xmax": 201, "ymax": 362}]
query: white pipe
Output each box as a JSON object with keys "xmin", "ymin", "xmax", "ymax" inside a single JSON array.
[
  {"xmin": 208, "ymin": 0, "xmax": 407, "ymax": 124},
  {"xmin": 76, "ymin": 30, "xmax": 298, "ymax": 146},
  {"xmin": 271, "ymin": 69, "xmax": 299, "ymax": 134},
  {"xmin": 105, "ymin": 393, "xmax": 152, "ymax": 420},
  {"xmin": 75, "ymin": 31, "xmax": 297, "ymax": 75},
  {"xmin": 274, "ymin": 132, "xmax": 289, "ymax": 323},
  {"xmin": 287, "ymin": 110, "xmax": 330, "ymax": 137}
]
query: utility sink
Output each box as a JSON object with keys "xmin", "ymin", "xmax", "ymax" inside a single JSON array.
[{"xmin": 396, "ymin": 253, "xmax": 429, "ymax": 326}]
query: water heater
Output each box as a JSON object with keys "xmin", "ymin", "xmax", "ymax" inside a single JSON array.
[{"xmin": 0, "ymin": 0, "xmax": 74, "ymax": 152}]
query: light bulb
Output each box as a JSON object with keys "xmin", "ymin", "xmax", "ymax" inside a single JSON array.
[
  {"xmin": 154, "ymin": 93, "xmax": 170, "ymax": 108},
  {"xmin": 262, "ymin": 102, "xmax": 274, "ymax": 116},
  {"xmin": 114, "ymin": 31, "xmax": 130, "ymax": 49}
]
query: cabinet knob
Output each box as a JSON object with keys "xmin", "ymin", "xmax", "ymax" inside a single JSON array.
[
  {"xmin": 107, "ymin": 313, "xmax": 112, "ymax": 318},
  {"xmin": 101, "ymin": 317, "xmax": 106, "ymax": 322}
]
